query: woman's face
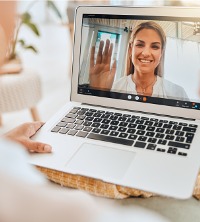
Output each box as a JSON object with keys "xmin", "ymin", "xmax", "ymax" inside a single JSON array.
[{"xmin": 131, "ymin": 28, "xmax": 162, "ymax": 76}]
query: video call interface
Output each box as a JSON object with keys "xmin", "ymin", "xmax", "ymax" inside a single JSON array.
[{"xmin": 78, "ymin": 14, "xmax": 200, "ymax": 110}]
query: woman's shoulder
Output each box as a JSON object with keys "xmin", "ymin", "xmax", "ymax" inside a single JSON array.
[{"xmin": 112, "ymin": 75, "xmax": 131, "ymax": 88}]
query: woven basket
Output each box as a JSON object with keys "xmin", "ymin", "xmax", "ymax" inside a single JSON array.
[{"xmin": 37, "ymin": 166, "xmax": 200, "ymax": 200}]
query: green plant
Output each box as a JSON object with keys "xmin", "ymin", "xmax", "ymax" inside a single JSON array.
[{"xmin": 8, "ymin": 0, "xmax": 63, "ymax": 61}]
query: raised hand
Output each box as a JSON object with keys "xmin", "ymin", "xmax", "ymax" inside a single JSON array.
[{"xmin": 89, "ymin": 39, "xmax": 116, "ymax": 90}]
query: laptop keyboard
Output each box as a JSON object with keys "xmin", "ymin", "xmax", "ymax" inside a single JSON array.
[{"xmin": 51, "ymin": 107, "xmax": 198, "ymax": 157}]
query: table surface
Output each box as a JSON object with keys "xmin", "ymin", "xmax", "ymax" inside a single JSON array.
[{"xmin": 92, "ymin": 194, "xmax": 200, "ymax": 222}]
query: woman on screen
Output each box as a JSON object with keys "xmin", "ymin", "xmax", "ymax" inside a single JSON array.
[{"xmin": 89, "ymin": 21, "xmax": 188, "ymax": 100}]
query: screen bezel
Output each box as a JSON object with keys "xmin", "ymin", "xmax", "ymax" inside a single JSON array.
[{"xmin": 71, "ymin": 6, "xmax": 200, "ymax": 119}]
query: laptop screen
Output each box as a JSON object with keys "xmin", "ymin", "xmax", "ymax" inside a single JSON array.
[{"xmin": 78, "ymin": 14, "xmax": 200, "ymax": 110}]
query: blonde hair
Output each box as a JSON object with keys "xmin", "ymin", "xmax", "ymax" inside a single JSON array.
[{"xmin": 125, "ymin": 21, "xmax": 166, "ymax": 77}]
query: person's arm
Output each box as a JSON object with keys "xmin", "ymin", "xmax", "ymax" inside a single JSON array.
[
  {"xmin": 89, "ymin": 39, "xmax": 116, "ymax": 90},
  {"xmin": 4, "ymin": 122, "xmax": 52, "ymax": 153},
  {"xmin": 0, "ymin": 1, "xmax": 16, "ymax": 67}
]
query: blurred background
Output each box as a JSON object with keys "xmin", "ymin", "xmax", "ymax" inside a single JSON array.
[{"xmin": 0, "ymin": 0, "xmax": 200, "ymax": 134}]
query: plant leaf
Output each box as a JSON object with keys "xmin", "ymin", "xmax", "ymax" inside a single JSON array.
[
  {"xmin": 23, "ymin": 45, "xmax": 38, "ymax": 53},
  {"xmin": 18, "ymin": 39, "xmax": 25, "ymax": 46},
  {"xmin": 23, "ymin": 21, "xmax": 40, "ymax": 36},
  {"xmin": 21, "ymin": 12, "xmax": 31, "ymax": 23},
  {"xmin": 47, "ymin": 0, "xmax": 62, "ymax": 20}
]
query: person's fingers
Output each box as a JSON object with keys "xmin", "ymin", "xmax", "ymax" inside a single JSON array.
[
  {"xmin": 96, "ymin": 40, "xmax": 104, "ymax": 64},
  {"xmin": 90, "ymin": 46, "xmax": 95, "ymax": 68},
  {"xmin": 107, "ymin": 43, "xmax": 113, "ymax": 65},
  {"xmin": 102, "ymin": 39, "xmax": 110, "ymax": 63},
  {"xmin": 22, "ymin": 139, "xmax": 52, "ymax": 153},
  {"xmin": 25, "ymin": 121, "xmax": 44, "ymax": 137},
  {"xmin": 110, "ymin": 59, "xmax": 117, "ymax": 79}
]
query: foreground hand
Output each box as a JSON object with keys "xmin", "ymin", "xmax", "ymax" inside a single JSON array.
[
  {"xmin": 4, "ymin": 122, "xmax": 52, "ymax": 153},
  {"xmin": 89, "ymin": 39, "xmax": 116, "ymax": 90}
]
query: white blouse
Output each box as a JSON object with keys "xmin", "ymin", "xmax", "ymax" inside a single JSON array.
[{"xmin": 112, "ymin": 75, "xmax": 189, "ymax": 101}]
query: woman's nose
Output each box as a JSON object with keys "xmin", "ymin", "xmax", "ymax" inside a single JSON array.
[{"xmin": 141, "ymin": 47, "xmax": 151, "ymax": 57}]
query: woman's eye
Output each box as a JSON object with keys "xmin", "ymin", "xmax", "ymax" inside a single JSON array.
[
  {"xmin": 135, "ymin": 44, "xmax": 144, "ymax": 47},
  {"xmin": 152, "ymin": 45, "xmax": 160, "ymax": 49}
]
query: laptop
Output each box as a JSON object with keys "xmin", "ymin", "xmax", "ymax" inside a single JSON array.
[{"xmin": 30, "ymin": 6, "xmax": 200, "ymax": 199}]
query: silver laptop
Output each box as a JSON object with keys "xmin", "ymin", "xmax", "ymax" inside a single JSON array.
[{"xmin": 30, "ymin": 6, "xmax": 200, "ymax": 199}]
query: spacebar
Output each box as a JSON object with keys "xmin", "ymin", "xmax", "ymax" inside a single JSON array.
[{"xmin": 87, "ymin": 133, "xmax": 134, "ymax": 146}]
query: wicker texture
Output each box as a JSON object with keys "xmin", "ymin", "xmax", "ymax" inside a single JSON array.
[
  {"xmin": 0, "ymin": 70, "xmax": 41, "ymax": 113},
  {"xmin": 37, "ymin": 166, "xmax": 200, "ymax": 200}
]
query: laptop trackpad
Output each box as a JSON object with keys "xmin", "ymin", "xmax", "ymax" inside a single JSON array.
[{"xmin": 66, "ymin": 143, "xmax": 136, "ymax": 181}]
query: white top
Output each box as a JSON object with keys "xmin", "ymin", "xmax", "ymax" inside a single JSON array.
[{"xmin": 112, "ymin": 75, "xmax": 189, "ymax": 101}]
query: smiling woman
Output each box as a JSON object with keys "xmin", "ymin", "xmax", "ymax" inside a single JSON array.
[{"xmin": 89, "ymin": 21, "xmax": 189, "ymax": 100}]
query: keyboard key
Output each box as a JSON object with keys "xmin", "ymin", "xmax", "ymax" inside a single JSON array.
[
  {"xmin": 65, "ymin": 113, "xmax": 77, "ymax": 118},
  {"xmin": 87, "ymin": 133, "xmax": 134, "ymax": 146},
  {"xmin": 57, "ymin": 122, "xmax": 67, "ymax": 127},
  {"xmin": 91, "ymin": 122, "xmax": 101, "ymax": 128},
  {"xmin": 146, "ymin": 144, "xmax": 156, "ymax": 150},
  {"xmin": 109, "ymin": 125, "xmax": 118, "ymax": 131},
  {"xmin": 179, "ymin": 122, "xmax": 187, "ymax": 126},
  {"xmin": 165, "ymin": 129, "xmax": 174, "ymax": 135},
  {"xmin": 85, "ymin": 116, "xmax": 94, "ymax": 121},
  {"xmin": 146, "ymin": 131, "xmax": 155, "ymax": 137},
  {"xmin": 189, "ymin": 124, "xmax": 198, "ymax": 128},
  {"xmin": 136, "ymin": 130, "xmax": 145, "ymax": 135},
  {"xmin": 119, "ymin": 122, "xmax": 128, "ymax": 127},
  {"xmin": 154, "ymin": 122, "xmax": 163, "ymax": 127},
  {"xmin": 68, "ymin": 129, "xmax": 78, "ymax": 136},
  {"xmin": 178, "ymin": 152, "xmax": 187, "ymax": 156},
  {"xmin": 100, "ymin": 124, "xmax": 109, "ymax": 129},
  {"xmin": 155, "ymin": 133, "xmax": 165, "ymax": 138},
  {"xmin": 110, "ymin": 131, "xmax": 119, "ymax": 137},
  {"xmin": 128, "ymin": 134, "xmax": 137, "ymax": 140},
  {"xmin": 134, "ymin": 141, "xmax": 146, "ymax": 148},
  {"xmin": 119, "ymin": 133, "xmax": 128, "ymax": 138},
  {"xmin": 100, "ymin": 130, "xmax": 110, "ymax": 135},
  {"xmin": 59, "ymin": 128, "xmax": 69, "ymax": 134},
  {"xmin": 168, "ymin": 141, "xmax": 190, "ymax": 149},
  {"xmin": 93, "ymin": 118, "xmax": 102, "ymax": 122},
  {"xmin": 85, "ymin": 112, "xmax": 94, "ymax": 116},
  {"xmin": 118, "ymin": 127, "xmax": 127, "ymax": 132},
  {"xmin": 76, "ymin": 131, "xmax": 88, "ymax": 138},
  {"xmin": 157, "ymin": 139, "xmax": 167, "ymax": 145},
  {"xmin": 167, "ymin": 147, "xmax": 177, "ymax": 154},
  {"xmin": 157, "ymin": 148, "xmax": 165, "ymax": 152},
  {"xmin": 92, "ymin": 128, "xmax": 101, "ymax": 134},
  {"xmin": 175, "ymin": 131, "xmax": 184, "ymax": 136},
  {"xmin": 165, "ymin": 135, "xmax": 175, "ymax": 140},
  {"xmin": 135, "ymin": 120, "xmax": 144, "ymax": 124},
  {"xmin": 138, "ymin": 136, "xmax": 147, "ymax": 142},
  {"xmin": 75, "ymin": 119, "xmax": 84, "ymax": 125},
  {"xmin": 127, "ymin": 128, "xmax": 136, "ymax": 134},
  {"xmin": 83, "ymin": 121, "xmax": 92, "ymax": 126},
  {"xmin": 62, "ymin": 117, "xmax": 75, "ymax": 123},
  {"xmin": 182, "ymin": 127, "xmax": 197, "ymax": 133},
  {"xmin": 128, "ymin": 123, "xmax": 137, "ymax": 128},
  {"xmin": 148, "ymin": 138, "xmax": 157, "ymax": 143},
  {"xmin": 51, "ymin": 126, "xmax": 61, "ymax": 133},
  {"xmin": 93, "ymin": 113, "xmax": 102, "ymax": 117},
  {"xmin": 173, "ymin": 125, "xmax": 182, "ymax": 130},
  {"xmin": 83, "ymin": 126, "xmax": 92, "ymax": 132},
  {"xmin": 127, "ymin": 118, "xmax": 136, "ymax": 123},
  {"xmin": 109, "ymin": 115, "xmax": 118, "ymax": 120},
  {"xmin": 110, "ymin": 120, "xmax": 119, "ymax": 125},
  {"xmin": 163, "ymin": 124, "xmax": 172, "ymax": 129},
  {"xmin": 102, "ymin": 119, "xmax": 110, "ymax": 124},
  {"xmin": 67, "ymin": 123, "xmax": 76, "ymax": 129},
  {"xmin": 156, "ymin": 128, "xmax": 165, "ymax": 133},
  {"xmin": 146, "ymin": 126, "xmax": 155, "ymax": 132},
  {"xmin": 69, "ymin": 108, "xmax": 79, "ymax": 114},
  {"xmin": 75, "ymin": 125, "xmax": 84, "ymax": 130},
  {"xmin": 144, "ymin": 121, "xmax": 154, "ymax": 126},
  {"xmin": 137, "ymin": 125, "xmax": 146, "ymax": 130},
  {"xmin": 118, "ymin": 117, "xmax": 127, "ymax": 122},
  {"xmin": 175, "ymin": 136, "xmax": 184, "ymax": 142}
]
